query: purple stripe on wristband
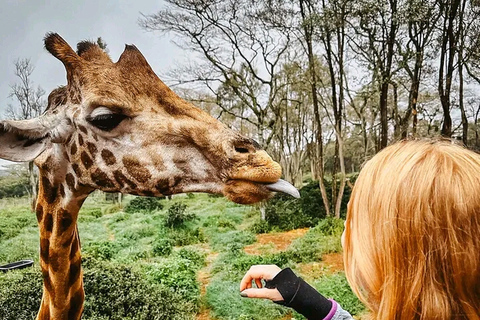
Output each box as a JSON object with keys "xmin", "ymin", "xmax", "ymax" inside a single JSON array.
[{"xmin": 323, "ymin": 299, "xmax": 338, "ymax": 320}]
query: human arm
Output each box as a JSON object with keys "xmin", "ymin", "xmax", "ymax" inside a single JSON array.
[{"xmin": 240, "ymin": 265, "xmax": 354, "ymax": 320}]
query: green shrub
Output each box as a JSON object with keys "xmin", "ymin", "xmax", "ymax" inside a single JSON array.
[
  {"xmin": 264, "ymin": 194, "xmax": 314, "ymax": 231},
  {"xmin": 212, "ymin": 251, "xmax": 290, "ymax": 281},
  {"xmin": 83, "ymin": 241, "xmax": 120, "ymax": 260},
  {"xmin": 0, "ymin": 267, "xmax": 42, "ymax": 320},
  {"xmin": 206, "ymin": 279, "xmax": 288, "ymax": 320},
  {"xmin": 202, "ymin": 215, "xmax": 237, "ymax": 230},
  {"xmin": 101, "ymin": 203, "xmax": 123, "ymax": 216},
  {"xmin": 0, "ymin": 176, "xmax": 29, "ymax": 199},
  {"xmin": 210, "ymin": 230, "xmax": 256, "ymax": 252},
  {"xmin": 250, "ymin": 218, "xmax": 271, "ymax": 234},
  {"xmin": 125, "ymin": 197, "xmax": 164, "ymax": 213},
  {"xmin": 312, "ymin": 272, "xmax": 365, "ymax": 316},
  {"xmin": 0, "ymin": 261, "xmax": 198, "ymax": 320},
  {"xmin": 165, "ymin": 203, "xmax": 196, "ymax": 228},
  {"xmin": 146, "ymin": 258, "xmax": 201, "ymax": 301},
  {"xmin": 82, "ymin": 259, "xmax": 197, "ymax": 319},
  {"xmin": 152, "ymin": 237, "xmax": 174, "ymax": 256},
  {"xmin": 263, "ymin": 178, "xmax": 356, "ymax": 231},
  {"xmin": 285, "ymin": 220, "xmax": 343, "ymax": 263},
  {"xmin": 168, "ymin": 227, "xmax": 205, "ymax": 246},
  {"xmin": 174, "ymin": 247, "xmax": 206, "ymax": 269}
]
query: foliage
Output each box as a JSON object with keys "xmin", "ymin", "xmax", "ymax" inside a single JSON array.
[
  {"xmin": 82, "ymin": 259, "xmax": 197, "ymax": 319},
  {"xmin": 312, "ymin": 273, "xmax": 366, "ymax": 316},
  {"xmin": 210, "ymin": 230, "xmax": 256, "ymax": 252},
  {"xmin": 125, "ymin": 197, "xmax": 164, "ymax": 213},
  {"xmin": 264, "ymin": 180, "xmax": 353, "ymax": 231},
  {"xmin": 250, "ymin": 218, "xmax": 271, "ymax": 234},
  {"xmin": 285, "ymin": 219, "xmax": 344, "ymax": 263},
  {"xmin": 0, "ymin": 268, "xmax": 42, "ymax": 320},
  {"xmin": 168, "ymin": 226, "xmax": 205, "ymax": 246},
  {"xmin": 206, "ymin": 279, "xmax": 288, "ymax": 320},
  {"xmin": 0, "ymin": 175, "xmax": 29, "ymax": 199},
  {"xmin": 152, "ymin": 237, "xmax": 174, "ymax": 256},
  {"xmin": 82, "ymin": 241, "xmax": 120, "ymax": 260},
  {"xmin": 146, "ymin": 256, "xmax": 202, "ymax": 302},
  {"xmin": 164, "ymin": 203, "xmax": 196, "ymax": 228}
]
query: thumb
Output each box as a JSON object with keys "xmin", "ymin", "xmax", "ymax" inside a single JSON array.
[{"xmin": 241, "ymin": 288, "xmax": 284, "ymax": 302}]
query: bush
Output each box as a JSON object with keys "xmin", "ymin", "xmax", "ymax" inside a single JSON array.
[
  {"xmin": 174, "ymin": 247, "xmax": 206, "ymax": 269},
  {"xmin": 0, "ymin": 261, "xmax": 198, "ymax": 320},
  {"xmin": 212, "ymin": 251, "xmax": 290, "ymax": 280},
  {"xmin": 312, "ymin": 273, "xmax": 365, "ymax": 316},
  {"xmin": 206, "ymin": 279, "xmax": 288, "ymax": 320},
  {"xmin": 264, "ymin": 194, "xmax": 314, "ymax": 231},
  {"xmin": 146, "ymin": 257, "xmax": 201, "ymax": 301},
  {"xmin": 250, "ymin": 218, "xmax": 271, "ymax": 234},
  {"xmin": 168, "ymin": 227, "xmax": 205, "ymax": 246},
  {"xmin": 210, "ymin": 230, "xmax": 256, "ymax": 252},
  {"xmin": 83, "ymin": 259, "xmax": 197, "ymax": 319},
  {"xmin": 152, "ymin": 237, "xmax": 174, "ymax": 256},
  {"xmin": 0, "ymin": 268, "xmax": 42, "ymax": 320},
  {"xmin": 165, "ymin": 203, "xmax": 196, "ymax": 228},
  {"xmin": 125, "ymin": 197, "xmax": 164, "ymax": 213},
  {"xmin": 285, "ymin": 220, "xmax": 343, "ymax": 263},
  {"xmin": 83, "ymin": 241, "xmax": 120, "ymax": 260},
  {"xmin": 263, "ymin": 178, "xmax": 356, "ymax": 231}
]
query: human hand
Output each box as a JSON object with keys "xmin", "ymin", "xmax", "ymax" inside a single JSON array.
[{"xmin": 239, "ymin": 265, "xmax": 284, "ymax": 301}]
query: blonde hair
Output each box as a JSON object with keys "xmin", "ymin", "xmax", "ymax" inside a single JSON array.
[{"xmin": 344, "ymin": 140, "xmax": 480, "ymax": 319}]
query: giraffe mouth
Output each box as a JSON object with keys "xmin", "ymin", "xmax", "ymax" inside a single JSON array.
[{"xmin": 264, "ymin": 179, "xmax": 300, "ymax": 198}]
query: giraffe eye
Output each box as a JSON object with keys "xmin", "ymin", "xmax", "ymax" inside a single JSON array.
[{"xmin": 87, "ymin": 113, "xmax": 128, "ymax": 131}]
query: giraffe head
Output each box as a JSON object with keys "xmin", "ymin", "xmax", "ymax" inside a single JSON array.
[{"xmin": 0, "ymin": 33, "xmax": 298, "ymax": 204}]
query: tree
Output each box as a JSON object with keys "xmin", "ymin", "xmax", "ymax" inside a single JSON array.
[
  {"xmin": 7, "ymin": 58, "xmax": 46, "ymax": 209},
  {"xmin": 139, "ymin": 0, "xmax": 293, "ymax": 146}
]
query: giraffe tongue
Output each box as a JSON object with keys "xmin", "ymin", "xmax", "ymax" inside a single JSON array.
[{"xmin": 265, "ymin": 179, "xmax": 300, "ymax": 198}]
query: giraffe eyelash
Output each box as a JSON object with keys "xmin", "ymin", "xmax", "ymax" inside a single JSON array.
[{"xmin": 86, "ymin": 113, "xmax": 129, "ymax": 131}]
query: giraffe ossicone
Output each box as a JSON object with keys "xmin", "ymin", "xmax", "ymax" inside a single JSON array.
[{"xmin": 0, "ymin": 33, "xmax": 298, "ymax": 320}]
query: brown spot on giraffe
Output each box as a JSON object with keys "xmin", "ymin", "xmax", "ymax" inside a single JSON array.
[
  {"xmin": 59, "ymin": 183, "xmax": 66, "ymax": 198},
  {"xmin": 68, "ymin": 258, "xmax": 81, "ymax": 286},
  {"xmin": 80, "ymin": 151, "xmax": 93, "ymax": 169},
  {"xmin": 78, "ymin": 134, "xmax": 84, "ymax": 146},
  {"xmin": 78, "ymin": 125, "xmax": 88, "ymax": 135},
  {"xmin": 87, "ymin": 142, "xmax": 97, "ymax": 157},
  {"xmin": 44, "ymin": 213, "xmax": 53, "ymax": 233},
  {"xmin": 101, "ymin": 149, "xmax": 116, "ymax": 165},
  {"xmin": 113, "ymin": 170, "xmax": 137, "ymax": 190},
  {"xmin": 42, "ymin": 176, "xmax": 58, "ymax": 204},
  {"xmin": 66, "ymin": 173, "xmax": 76, "ymax": 191},
  {"xmin": 36, "ymin": 204, "xmax": 44, "ymax": 223},
  {"xmin": 0, "ymin": 33, "xmax": 297, "ymax": 320},
  {"xmin": 91, "ymin": 169, "xmax": 115, "ymax": 189},
  {"xmin": 68, "ymin": 289, "xmax": 84, "ymax": 319},
  {"xmin": 40, "ymin": 238, "xmax": 50, "ymax": 264},
  {"xmin": 71, "ymin": 141, "xmax": 78, "ymax": 155},
  {"xmin": 122, "ymin": 155, "xmax": 151, "ymax": 183}
]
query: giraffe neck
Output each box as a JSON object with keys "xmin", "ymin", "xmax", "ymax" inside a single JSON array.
[{"xmin": 35, "ymin": 170, "xmax": 90, "ymax": 320}]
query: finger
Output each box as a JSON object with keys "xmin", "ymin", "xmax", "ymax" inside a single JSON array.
[
  {"xmin": 240, "ymin": 271, "xmax": 254, "ymax": 291},
  {"xmin": 255, "ymin": 278, "xmax": 262, "ymax": 289},
  {"xmin": 241, "ymin": 288, "xmax": 284, "ymax": 302}
]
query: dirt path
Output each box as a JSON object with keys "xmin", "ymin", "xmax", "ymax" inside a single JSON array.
[
  {"xmin": 244, "ymin": 228, "xmax": 309, "ymax": 255},
  {"xmin": 196, "ymin": 246, "xmax": 218, "ymax": 320}
]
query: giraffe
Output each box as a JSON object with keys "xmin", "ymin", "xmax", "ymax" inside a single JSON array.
[{"xmin": 0, "ymin": 33, "xmax": 298, "ymax": 319}]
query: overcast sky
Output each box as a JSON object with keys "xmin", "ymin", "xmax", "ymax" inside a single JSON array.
[{"xmin": 0, "ymin": 0, "xmax": 185, "ymax": 168}]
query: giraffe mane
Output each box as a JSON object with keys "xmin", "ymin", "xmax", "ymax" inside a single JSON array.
[{"xmin": 76, "ymin": 40, "xmax": 112, "ymax": 63}]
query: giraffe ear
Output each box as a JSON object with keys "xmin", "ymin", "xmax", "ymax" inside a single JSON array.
[{"xmin": 0, "ymin": 116, "xmax": 60, "ymax": 162}]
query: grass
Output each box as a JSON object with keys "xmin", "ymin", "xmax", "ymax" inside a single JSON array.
[{"xmin": 0, "ymin": 192, "xmax": 364, "ymax": 319}]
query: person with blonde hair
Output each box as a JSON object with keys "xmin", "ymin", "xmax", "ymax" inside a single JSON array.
[{"xmin": 240, "ymin": 140, "xmax": 480, "ymax": 319}]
